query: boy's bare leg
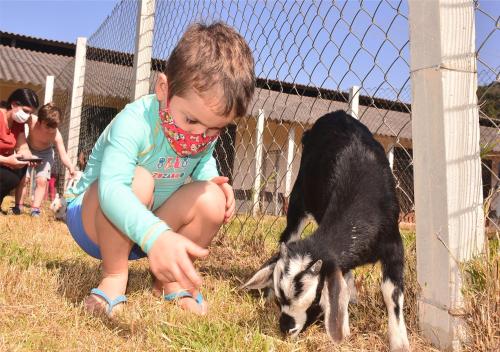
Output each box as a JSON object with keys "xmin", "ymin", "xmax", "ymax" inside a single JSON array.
[
  {"xmin": 81, "ymin": 167, "xmax": 154, "ymax": 312},
  {"xmin": 32, "ymin": 176, "xmax": 47, "ymax": 209},
  {"xmin": 153, "ymin": 181, "xmax": 226, "ymax": 314}
]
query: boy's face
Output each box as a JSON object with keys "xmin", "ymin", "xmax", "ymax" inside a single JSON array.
[
  {"xmin": 168, "ymin": 89, "xmax": 230, "ymax": 137},
  {"xmin": 155, "ymin": 73, "xmax": 232, "ymax": 136}
]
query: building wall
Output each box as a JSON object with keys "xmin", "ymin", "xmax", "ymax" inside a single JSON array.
[{"xmin": 0, "ymin": 82, "xmax": 43, "ymax": 104}]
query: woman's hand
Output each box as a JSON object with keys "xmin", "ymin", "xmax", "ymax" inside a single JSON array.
[
  {"xmin": 2, "ymin": 153, "xmax": 28, "ymax": 169},
  {"xmin": 210, "ymin": 176, "xmax": 235, "ymax": 223}
]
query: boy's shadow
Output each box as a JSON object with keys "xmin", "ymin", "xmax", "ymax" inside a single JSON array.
[
  {"xmin": 45, "ymin": 259, "xmax": 151, "ymax": 305},
  {"xmin": 199, "ymin": 261, "xmax": 255, "ymax": 288}
]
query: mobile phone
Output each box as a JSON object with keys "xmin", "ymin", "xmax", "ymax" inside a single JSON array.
[{"xmin": 17, "ymin": 157, "xmax": 43, "ymax": 162}]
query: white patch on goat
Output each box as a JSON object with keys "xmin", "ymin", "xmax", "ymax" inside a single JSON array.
[
  {"xmin": 287, "ymin": 213, "xmax": 314, "ymax": 243},
  {"xmin": 381, "ymin": 279, "xmax": 410, "ymax": 351},
  {"xmin": 320, "ymin": 280, "xmax": 350, "ymax": 341},
  {"xmin": 275, "ymin": 255, "xmax": 320, "ymax": 335},
  {"xmin": 280, "ymin": 255, "xmax": 312, "ymax": 298}
]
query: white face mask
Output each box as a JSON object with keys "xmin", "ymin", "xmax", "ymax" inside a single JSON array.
[{"xmin": 13, "ymin": 109, "xmax": 30, "ymax": 123}]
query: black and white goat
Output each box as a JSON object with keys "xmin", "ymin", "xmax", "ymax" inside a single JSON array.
[{"xmin": 242, "ymin": 111, "xmax": 410, "ymax": 351}]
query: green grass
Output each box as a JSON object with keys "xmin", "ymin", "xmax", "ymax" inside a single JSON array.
[{"xmin": 0, "ymin": 197, "xmax": 444, "ymax": 351}]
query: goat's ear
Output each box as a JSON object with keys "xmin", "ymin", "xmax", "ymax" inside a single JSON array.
[
  {"xmin": 321, "ymin": 267, "xmax": 350, "ymax": 343},
  {"xmin": 240, "ymin": 253, "xmax": 279, "ymax": 290}
]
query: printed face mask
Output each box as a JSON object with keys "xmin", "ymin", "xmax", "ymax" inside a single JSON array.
[
  {"xmin": 159, "ymin": 102, "xmax": 219, "ymax": 157},
  {"xmin": 13, "ymin": 108, "xmax": 30, "ymax": 124}
]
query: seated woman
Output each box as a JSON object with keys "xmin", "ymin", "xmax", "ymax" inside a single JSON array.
[{"xmin": 0, "ymin": 88, "xmax": 40, "ymax": 213}]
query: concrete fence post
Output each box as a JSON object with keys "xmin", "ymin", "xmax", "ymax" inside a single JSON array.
[
  {"xmin": 284, "ymin": 125, "xmax": 296, "ymax": 198},
  {"xmin": 409, "ymin": 0, "xmax": 484, "ymax": 349},
  {"xmin": 67, "ymin": 37, "xmax": 87, "ymax": 171},
  {"xmin": 252, "ymin": 109, "xmax": 265, "ymax": 216},
  {"xmin": 348, "ymin": 85, "xmax": 360, "ymax": 119},
  {"xmin": 132, "ymin": 0, "xmax": 156, "ymax": 100},
  {"xmin": 44, "ymin": 75, "xmax": 54, "ymax": 104}
]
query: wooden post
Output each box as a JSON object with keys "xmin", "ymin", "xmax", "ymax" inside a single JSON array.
[
  {"xmin": 409, "ymin": 0, "xmax": 484, "ymax": 350},
  {"xmin": 252, "ymin": 109, "xmax": 265, "ymax": 216},
  {"xmin": 348, "ymin": 85, "xmax": 360, "ymax": 119},
  {"xmin": 67, "ymin": 37, "xmax": 87, "ymax": 171},
  {"xmin": 44, "ymin": 75, "xmax": 54, "ymax": 104},
  {"xmin": 132, "ymin": 0, "xmax": 156, "ymax": 100}
]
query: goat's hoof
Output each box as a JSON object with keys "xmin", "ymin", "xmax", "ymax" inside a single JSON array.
[{"xmin": 390, "ymin": 341, "xmax": 410, "ymax": 352}]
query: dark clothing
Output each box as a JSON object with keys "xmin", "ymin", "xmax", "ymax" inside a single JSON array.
[{"xmin": 0, "ymin": 165, "xmax": 27, "ymax": 208}]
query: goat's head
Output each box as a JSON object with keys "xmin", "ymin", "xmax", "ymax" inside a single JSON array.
[
  {"xmin": 242, "ymin": 242, "xmax": 349, "ymax": 342},
  {"xmin": 49, "ymin": 194, "xmax": 67, "ymax": 221}
]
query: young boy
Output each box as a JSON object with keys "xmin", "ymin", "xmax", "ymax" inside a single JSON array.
[
  {"xmin": 64, "ymin": 22, "xmax": 255, "ymax": 316},
  {"xmin": 13, "ymin": 103, "xmax": 76, "ymax": 216}
]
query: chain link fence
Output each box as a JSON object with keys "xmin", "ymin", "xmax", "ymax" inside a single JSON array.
[
  {"xmin": 475, "ymin": 1, "xmax": 500, "ymax": 235},
  {"xmin": 148, "ymin": 0, "xmax": 415, "ymax": 237},
  {"xmin": 46, "ymin": 0, "xmax": 497, "ymax": 238},
  {"xmin": 78, "ymin": 0, "xmax": 138, "ymax": 166}
]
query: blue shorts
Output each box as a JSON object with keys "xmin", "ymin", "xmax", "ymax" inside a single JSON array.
[{"xmin": 66, "ymin": 192, "xmax": 147, "ymax": 260}]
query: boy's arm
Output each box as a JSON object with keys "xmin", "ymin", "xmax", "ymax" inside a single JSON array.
[
  {"xmin": 54, "ymin": 129, "xmax": 75, "ymax": 175},
  {"xmin": 97, "ymin": 111, "xmax": 170, "ymax": 253},
  {"xmin": 15, "ymin": 131, "xmax": 32, "ymax": 157},
  {"xmin": 191, "ymin": 141, "xmax": 235, "ymax": 222}
]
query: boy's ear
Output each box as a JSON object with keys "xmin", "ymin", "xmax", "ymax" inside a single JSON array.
[{"xmin": 155, "ymin": 73, "xmax": 168, "ymax": 103}]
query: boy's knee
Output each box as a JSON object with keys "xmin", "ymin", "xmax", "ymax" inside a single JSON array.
[{"xmin": 197, "ymin": 181, "xmax": 226, "ymax": 224}]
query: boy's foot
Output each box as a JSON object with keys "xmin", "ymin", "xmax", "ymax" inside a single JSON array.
[
  {"xmin": 10, "ymin": 205, "xmax": 22, "ymax": 215},
  {"xmin": 152, "ymin": 279, "xmax": 207, "ymax": 315},
  {"xmin": 31, "ymin": 208, "xmax": 41, "ymax": 217},
  {"xmin": 84, "ymin": 288, "xmax": 127, "ymax": 318},
  {"xmin": 85, "ymin": 272, "xmax": 128, "ymax": 318}
]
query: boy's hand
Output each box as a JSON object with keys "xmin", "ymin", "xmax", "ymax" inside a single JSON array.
[
  {"xmin": 210, "ymin": 176, "xmax": 235, "ymax": 223},
  {"xmin": 148, "ymin": 231, "xmax": 209, "ymax": 292}
]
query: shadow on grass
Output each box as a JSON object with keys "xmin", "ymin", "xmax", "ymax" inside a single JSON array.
[
  {"xmin": 45, "ymin": 259, "xmax": 152, "ymax": 305},
  {"xmin": 199, "ymin": 262, "xmax": 256, "ymax": 288}
]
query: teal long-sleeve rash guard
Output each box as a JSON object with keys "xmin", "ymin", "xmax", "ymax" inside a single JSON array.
[{"xmin": 65, "ymin": 94, "xmax": 219, "ymax": 253}]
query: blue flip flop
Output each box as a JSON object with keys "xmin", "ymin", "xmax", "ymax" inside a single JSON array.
[
  {"xmin": 163, "ymin": 291, "xmax": 203, "ymax": 305},
  {"xmin": 89, "ymin": 288, "xmax": 127, "ymax": 316}
]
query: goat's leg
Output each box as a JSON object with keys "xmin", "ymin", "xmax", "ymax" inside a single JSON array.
[
  {"xmin": 380, "ymin": 235, "xmax": 410, "ymax": 352},
  {"xmin": 344, "ymin": 270, "xmax": 358, "ymax": 304},
  {"xmin": 280, "ymin": 181, "xmax": 309, "ymax": 243}
]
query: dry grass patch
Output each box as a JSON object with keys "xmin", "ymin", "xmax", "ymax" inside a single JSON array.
[{"xmin": 1, "ymin": 197, "xmax": 493, "ymax": 351}]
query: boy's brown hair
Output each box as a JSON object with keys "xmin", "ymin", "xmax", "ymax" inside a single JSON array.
[
  {"xmin": 165, "ymin": 22, "xmax": 255, "ymax": 118},
  {"xmin": 37, "ymin": 102, "xmax": 62, "ymax": 128}
]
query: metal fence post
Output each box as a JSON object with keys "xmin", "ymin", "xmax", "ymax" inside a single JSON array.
[
  {"xmin": 44, "ymin": 75, "xmax": 54, "ymax": 104},
  {"xmin": 132, "ymin": 0, "xmax": 156, "ymax": 100},
  {"xmin": 348, "ymin": 85, "xmax": 360, "ymax": 119},
  {"xmin": 67, "ymin": 37, "xmax": 87, "ymax": 171},
  {"xmin": 252, "ymin": 109, "xmax": 265, "ymax": 216},
  {"xmin": 409, "ymin": 0, "xmax": 484, "ymax": 350}
]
